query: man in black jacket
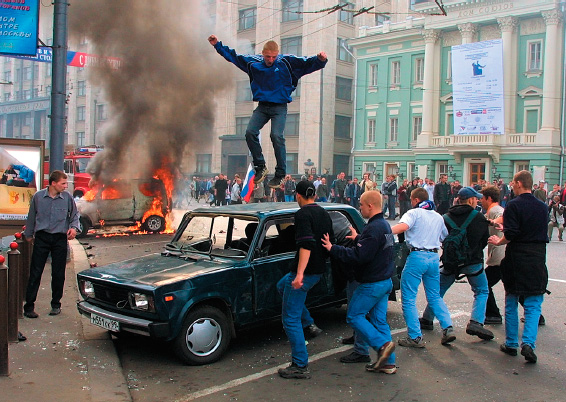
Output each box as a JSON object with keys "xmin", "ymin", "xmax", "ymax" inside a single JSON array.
[
  {"xmin": 420, "ymin": 186, "xmax": 493, "ymax": 340},
  {"xmin": 322, "ymin": 191, "xmax": 396, "ymax": 374},
  {"xmin": 434, "ymin": 174, "xmax": 451, "ymax": 215}
]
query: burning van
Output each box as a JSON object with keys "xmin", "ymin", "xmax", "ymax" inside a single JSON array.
[{"xmin": 76, "ymin": 178, "xmax": 172, "ymax": 237}]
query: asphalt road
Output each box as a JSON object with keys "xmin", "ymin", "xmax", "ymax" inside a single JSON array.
[{"xmin": 77, "ymin": 222, "xmax": 566, "ymax": 402}]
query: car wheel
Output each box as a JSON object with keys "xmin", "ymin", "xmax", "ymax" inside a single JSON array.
[
  {"xmin": 73, "ymin": 190, "xmax": 84, "ymax": 198},
  {"xmin": 173, "ymin": 306, "xmax": 232, "ymax": 365},
  {"xmin": 76, "ymin": 216, "xmax": 90, "ymax": 238},
  {"xmin": 143, "ymin": 215, "xmax": 165, "ymax": 232}
]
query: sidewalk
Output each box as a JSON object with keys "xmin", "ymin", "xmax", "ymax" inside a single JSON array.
[{"xmin": 0, "ymin": 240, "xmax": 131, "ymax": 402}]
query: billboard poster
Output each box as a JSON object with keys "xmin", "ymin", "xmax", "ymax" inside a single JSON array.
[
  {"xmin": 451, "ymin": 39, "xmax": 505, "ymax": 136},
  {"xmin": 5, "ymin": 46, "xmax": 122, "ymax": 69},
  {"xmin": 0, "ymin": 0, "xmax": 40, "ymax": 56}
]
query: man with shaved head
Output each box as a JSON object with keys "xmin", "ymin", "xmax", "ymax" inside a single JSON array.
[{"xmin": 322, "ymin": 191, "xmax": 397, "ymax": 374}]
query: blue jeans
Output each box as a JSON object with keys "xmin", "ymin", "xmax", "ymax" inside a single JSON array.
[
  {"xmin": 317, "ymin": 197, "xmax": 327, "ymax": 203},
  {"xmin": 246, "ymin": 103, "xmax": 287, "ymax": 177},
  {"xmin": 382, "ymin": 196, "xmax": 389, "ymax": 216},
  {"xmin": 277, "ymin": 272, "xmax": 321, "ymax": 367},
  {"xmin": 387, "ymin": 195, "xmax": 397, "ymax": 218},
  {"xmin": 347, "ymin": 280, "xmax": 395, "ymax": 365},
  {"xmin": 285, "ymin": 194, "xmax": 294, "ymax": 202},
  {"xmin": 504, "ymin": 293, "xmax": 544, "ymax": 349},
  {"xmin": 346, "ymin": 280, "xmax": 368, "ymax": 356},
  {"xmin": 422, "ymin": 263, "xmax": 488, "ymax": 324},
  {"xmin": 401, "ymin": 251, "xmax": 453, "ymax": 339}
]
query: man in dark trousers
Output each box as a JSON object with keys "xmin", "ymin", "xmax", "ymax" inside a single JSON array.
[
  {"xmin": 214, "ymin": 173, "xmax": 228, "ymax": 206},
  {"xmin": 23, "ymin": 170, "xmax": 79, "ymax": 318},
  {"xmin": 322, "ymin": 190, "xmax": 397, "ymax": 374},
  {"xmin": 276, "ymin": 180, "xmax": 334, "ymax": 379},
  {"xmin": 346, "ymin": 177, "xmax": 362, "ymax": 209},
  {"xmin": 434, "ymin": 174, "xmax": 452, "ymax": 215},
  {"xmin": 208, "ymin": 35, "xmax": 327, "ymax": 189},
  {"xmin": 489, "ymin": 170, "xmax": 549, "ymax": 363}
]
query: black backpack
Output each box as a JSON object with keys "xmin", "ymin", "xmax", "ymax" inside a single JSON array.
[{"xmin": 440, "ymin": 210, "xmax": 479, "ymax": 275}]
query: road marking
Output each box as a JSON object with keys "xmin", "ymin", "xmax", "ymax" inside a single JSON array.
[
  {"xmin": 175, "ymin": 311, "xmax": 469, "ymax": 402},
  {"xmin": 549, "ymin": 278, "xmax": 566, "ymax": 284}
]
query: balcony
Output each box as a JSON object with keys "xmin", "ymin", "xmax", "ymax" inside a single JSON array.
[{"xmin": 431, "ymin": 133, "xmax": 538, "ymax": 148}]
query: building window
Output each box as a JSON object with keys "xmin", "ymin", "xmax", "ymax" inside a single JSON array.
[
  {"xmin": 391, "ymin": 61, "xmax": 400, "ymax": 86},
  {"xmin": 286, "ymin": 153, "xmax": 298, "ymax": 174},
  {"xmin": 437, "ymin": 162, "xmax": 448, "ymax": 177},
  {"xmin": 412, "ymin": 116, "xmax": 422, "ymax": 141},
  {"xmin": 34, "ymin": 64, "xmax": 39, "ymax": 77},
  {"xmin": 408, "ymin": 162, "xmax": 416, "ymax": 180},
  {"xmin": 336, "ymin": 76, "xmax": 352, "ymax": 101},
  {"xmin": 33, "ymin": 88, "xmax": 38, "ymax": 98},
  {"xmin": 286, "ymin": 113, "xmax": 300, "ymax": 136},
  {"xmin": 362, "ymin": 162, "xmax": 377, "ymax": 180},
  {"xmin": 196, "ymin": 154, "xmax": 212, "ymax": 173},
  {"xmin": 96, "ymin": 104, "xmax": 107, "ymax": 120},
  {"xmin": 369, "ymin": 64, "xmax": 378, "ymax": 87},
  {"xmin": 236, "ymin": 81, "xmax": 252, "ymax": 101},
  {"xmin": 335, "ymin": 115, "xmax": 351, "ymax": 139},
  {"xmin": 527, "ymin": 41, "xmax": 542, "ymax": 71},
  {"xmin": 238, "ymin": 7, "xmax": 256, "ymax": 31},
  {"xmin": 282, "ymin": 0, "xmax": 302, "ymax": 22},
  {"xmin": 77, "ymin": 106, "xmax": 86, "ymax": 121},
  {"xmin": 414, "ymin": 57, "xmax": 424, "ymax": 83},
  {"xmin": 367, "ymin": 119, "xmax": 376, "ymax": 143},
  {"xmin": 3, "ymin": 70, "xmax": 10, "ymax": 82},
  {"xmin": 281, "ymin": 36, "xmax": 302, "ymax": 56},
  {"xmin": 515, "ymin": 161, "xmax": 529, "ymax": 173},
  {"xmin": 375, "ymin": 14, "xmax": 390, "ymax": 26},
  {"xmin": 77, "ymin": 80, "xmax": 86, "ymax": 96},
  {"xmin": 4, "ymin": 93, "xmax": 10, "ymax": 101},
  {"xmin": 447, "ymin": 51, "xmax": 452, "ymax": 80},
  {"xmin": 333, "ymin": 154, "xmax": 350, "ymax": 176},
  {"xmin": 76, "ymin": 131, "xmax": 85, "ymax": 146},
  {"xmin": 23, "ymin": 113, "xmax": 31, "ymax": 126},
  {"xmin": 236, "ymin": 116, "xmax": 250, "ymax": 136},
  {"xmin": 525, "ymin": 109, "xmax": 539, "ymax": 133},
  {"xmin": 23, "ymin": 66, "xmax": 32, "ymax": 80},
  {"xmin": 389, "ymin": 118, "xmax": 398, "ymax": 142},
  {"xmin": 339, "ymin": 3, "xmax": 354, "ymax": 24},
  {"xmin": 337, "ymin": 38, "xmax": 353, "ymax": 63},
  {"xmin": 446, "ymin": 113, "xmax": 454, "ymax": 135},
  {"xmin": 46, "ymin": 64, "xmax": 51, "ymax": 77},
  {"xmin": 23, "ymin": 89, "xmax": 32, "ymax": 100}
]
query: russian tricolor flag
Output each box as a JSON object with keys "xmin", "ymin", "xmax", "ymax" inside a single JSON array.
[{"xmin": 240, "ymin": 163, "xmax": 255, "ymax": 203}]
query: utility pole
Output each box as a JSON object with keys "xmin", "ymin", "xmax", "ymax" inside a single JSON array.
[{"xmin": 49, "ymin": 0, "xmax": 69, "ymax": 171}]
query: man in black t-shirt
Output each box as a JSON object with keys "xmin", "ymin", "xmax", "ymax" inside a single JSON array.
[
  {"xmin": 277, "ymin": 180, "xmax": 334, "ymax": 379},
  {"xmin": 213, "ymin": 173, "xmax": 228, "ymax": 206}
]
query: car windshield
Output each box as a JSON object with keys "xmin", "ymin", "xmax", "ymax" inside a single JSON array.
[
  {"xmin": 167, "ymin": 215, "xmax": 258, "ymax": 258},
  {"xmin": 75, "ymin": 158, "xmax": 91, "ymax": 173}
]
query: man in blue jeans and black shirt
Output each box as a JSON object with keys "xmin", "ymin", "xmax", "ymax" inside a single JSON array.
[
  {"xmin": 208, "ymin": 35, "xmax": 327, "ymax": 189},
  {"xmin": 277, "ymin": 180, "xmax": 334, "ymax": 379}
]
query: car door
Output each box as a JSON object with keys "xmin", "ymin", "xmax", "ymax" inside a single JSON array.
[{"xmin": 97, "ymin": 181, "xmax": 135, "ymax": 221}]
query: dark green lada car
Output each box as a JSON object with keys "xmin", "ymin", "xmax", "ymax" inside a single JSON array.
[{"xmin": 77, "ymin": 203, "xmax": 401, "ymax": 365}]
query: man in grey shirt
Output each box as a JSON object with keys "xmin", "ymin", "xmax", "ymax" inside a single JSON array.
[{"xmin": 23, "ymin": 170, "xmax": 80, "ymax": 318}]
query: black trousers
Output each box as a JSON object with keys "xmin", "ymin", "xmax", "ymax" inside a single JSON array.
[
  {"xmin": 24, "ymin": 231, "xmax": 68, "ymax": 312},
  {"xmin": 485, "ymin": 265, "xmax": 502, "ymax": 317}
]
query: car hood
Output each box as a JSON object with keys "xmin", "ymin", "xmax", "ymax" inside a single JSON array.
[{"xmin": 79, "ymin": 252, "xmax": 233, "ymax": 287}]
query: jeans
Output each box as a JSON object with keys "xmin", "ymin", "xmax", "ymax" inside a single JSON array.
[
  {"xmin": 401, "ymin": 251, "xmax": 453, "ymax": 339},
  {"xmin": 349, "ymin": 197, "xmax": 359, "ymax": 209},
  {"xmin": 382, "ymin": 195, "xmax": 389, "ymax": 216},
  {"xmin": 285, "ymin": 194, "xmax": 294, "ymax": 202},
  {"xmin": 346, "ymin": 280, "xmax": 368, "ymax": 356},
  {"xmin": 387, "ymin": 195, "xmax": 397, "ymax": 219},
  {"xmin": 277, "ymin": 272, "xmax": 321, "ymax": 367},
  {"xmin": 422, "ymin": 263, "xmax": 489, "ymax": 324},
  {"xmin": 246, "ymin": 103, "xmax": 287, "ymax": 177},
  {"xmin": 347, "ymin": 280, "xmax": 395, "ymax": 365},
  {"xmin": 485, "ymin": 265, "xmax": 502, "ymax": 318},
  {"xmin": 504, "ymin": 293, "xmax": 544, "ymax": 349}
]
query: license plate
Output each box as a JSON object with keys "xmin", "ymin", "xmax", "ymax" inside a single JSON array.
[{"xmin": 90, "ymin": 313, "xmax": 120, "ymax": 332}]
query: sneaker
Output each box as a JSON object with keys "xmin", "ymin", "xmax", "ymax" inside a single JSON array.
[
  {"xmin": 254, "ymin": 165, "xmax": 268, "ymax": 183},
  {"xmin": 267, "ymin": 175, "xmax": 285, "ymax": 189},
  {"xmin": 278, "ymin": 362, "xmax": 311, "ymax": 379},
  {"xmin": 521, "ymin": 344, "xmax": 537, "ymax": 363},
  {"xmin": 441, "ymin": 326, "xmax": 456, "ymax": 345},
  {"xmin": 520, "ymin": 315, "xmax": 545, "ymax": 326},
  {"xmin": 367, "ymin": 363, "xmax": 397, "ymax": 374},
  {"xmin": 419, "ymin": 317, "xmax": 434, "ymax": 330},
  {"xmin": 484, "ymin": 316, "xmax": 503, "ymax": 325},
  {"xmin": 341, "ymin": 335, "xmax": 355, "ymax": 345},
  {"xmin": 24, "ymin": 310, "xmax": 39, "ymax": 318},
  {"xmin": 398, "ymin": 336, "xmax": 425, "ymax": 348},
  {"xmin": 339, "ymin": 351, "xmax": 371, "ymax": 363},
  {"xmin": 500, "ymin": 343, "xmax": 518, "ymax": 356},
  {"xmin": 466, "ymin": 320, "xmax": 494, "ymax": 340},
  {"xmin": 49, "ymin": 307, "xmax": 61, "ymax": 316},
  {"xmin": 304, "ymin": 324, "xmax": 323, "ymax": 339}
]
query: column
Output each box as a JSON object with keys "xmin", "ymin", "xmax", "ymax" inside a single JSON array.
[
  {"xmin": 417, "ymin": 29, "xmax": 439, "ymax": 147},
  {"xmin": 457, "ymin": 23, "xmax": 477, "ymax": 44},
  {"xmin": 540, "ymin": 9, "xmax": 563, "ymax": 134},
  {"xmin": 497, "ymin": 16, "xmax": 518, "ymax": 135}
]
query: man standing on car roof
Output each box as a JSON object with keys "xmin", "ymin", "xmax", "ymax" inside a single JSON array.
[
  {"xmin": 322, "ymin": 190, "xmax": 397, "ymax": 374},
  {"xmin": 277, "ymin": 180, "xmax": 334, "ymax": 379}
]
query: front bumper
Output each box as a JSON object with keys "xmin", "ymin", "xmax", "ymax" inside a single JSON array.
[{"xmin": 77, "ymin": 300, "xmax": 170, "ymax": 338}]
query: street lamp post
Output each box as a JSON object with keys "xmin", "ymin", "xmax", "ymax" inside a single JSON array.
[
  {"xmin": 491, "ymin": 166, "xmax": 501, "ymax": 181},
  {"xmin": 448, "ymin": 165, "xmax": 457, "ymax": 181}
]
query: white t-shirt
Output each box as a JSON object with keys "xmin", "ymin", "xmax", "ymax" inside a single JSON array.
[{"xmin": 399, "ymin": 207, "xmax": 448, "ymax": 249}]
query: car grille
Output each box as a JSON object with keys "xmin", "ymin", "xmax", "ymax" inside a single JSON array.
[{"xmin": 92, "ymin": 283, "xmax": 131, "ymax": 310}]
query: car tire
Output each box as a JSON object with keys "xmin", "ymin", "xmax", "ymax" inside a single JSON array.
[
  {"xmin": 143, "ymin": 215, "xmax": 165, "ymax": 232},
  {"xmin": 73, "ymin": 190, "xmax": 84, "ymax": 198},
  {"xmin": 76, "ymin": 216, "xmax": 90, "ymax": 238},
  {"xmin": 173, "ymin": 305, "xmax": 232, "ymax": 366}
]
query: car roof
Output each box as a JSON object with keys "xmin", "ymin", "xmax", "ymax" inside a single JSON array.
[{"xmin": 190, "ymin": 202, "xmax": 357, "ymax": 219}]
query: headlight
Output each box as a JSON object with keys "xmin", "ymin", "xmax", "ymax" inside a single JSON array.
[
  {"xmin": 79, "ymin": 280, "xmax": 95, "ymax": 298},
  {"xmin": 128, "ymin": 292, "xmax": 155, "ymax": 312}
]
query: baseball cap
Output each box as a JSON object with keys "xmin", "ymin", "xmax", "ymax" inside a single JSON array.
[
  {"xmin": 296, "ymin": 180, "xmax": 316, "ymax": 198},
  {"xmin": 458, "ymin": 186, "xmax": 483, "ymax": 200}
]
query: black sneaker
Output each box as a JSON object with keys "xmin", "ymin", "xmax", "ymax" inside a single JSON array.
[
  {"xmin": 49, "ymin": 307, "xmax": 61, "ymax": 316},
  {"xmin": 341, "ymin": 335, "xmax": 355, "ymax": 345},
  {"xmin": 466, "ymin": 320, "xmax": 494, "ymax": 340},
  {"xmin": 278, "ymin": 362, "xmax": 311, "ymax": 379},
  {"xmin": 24, "ymin": 310, "xmax": 39, "ymax": 318},
  {"xmin": 484, "ymin": 316, "xmax": 503, "ymax": 325},
  {"xmin": 521, "ymin": 344, "xmax": 537, "ymax": 363},
  {"xmin": 304, "ymin": 324, "xmax": 323, "ymax": 339},
  {"xmin": 267, "ymin": 175, "xmax": 285, "ymax": 189},
  {"xmin": 254, "ymin": 166, "xmax": 268, "ymax": 183},
  {"xmin": 339, "ymin": 351, "xmax": 371, "ymax": 363},
  {"xmin": 419, "ymin": 317, "xmax": 434, "ymax": 330},
  {"xmin": 500, "ymin": 343, "xmax": 517, "ymax": 356}
]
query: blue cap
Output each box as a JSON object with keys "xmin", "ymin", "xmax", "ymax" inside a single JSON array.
[{"xmin": 458, "ymin": 186, "xmax": 483, "ymax": 200}]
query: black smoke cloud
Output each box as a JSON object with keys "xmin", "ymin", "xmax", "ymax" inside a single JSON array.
[{"xmin": 69, "ymin": 0, "xmax": 232, "ymax": 184}]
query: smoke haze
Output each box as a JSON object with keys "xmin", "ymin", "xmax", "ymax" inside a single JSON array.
[{"xmin": 69, "ymin": 0, "xmax": 232, "ymax": 184}]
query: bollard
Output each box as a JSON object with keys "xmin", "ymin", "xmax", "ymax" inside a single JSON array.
[
  {"xmin": 0, "ymin": 255, "xmax": 9, "ymax": 376},
  {"xmin": 7, "ymin": 242, "xmax": 20, "ymax": 344},
  {"xmin": 20, "ymin": 229, "xmax": 31, "ymax": 312},
  {"xmin": 15, "ymin": 232, "xmax": 26, "ymax": 318}
]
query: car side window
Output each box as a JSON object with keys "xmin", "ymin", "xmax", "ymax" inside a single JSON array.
[
  {"xmin": 255, "ymin": 217, "xmax": 297, "ymax": 257},
  {"xmin": 328, "ymin": 211, "xmax": 356, "ymax": 247}
]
